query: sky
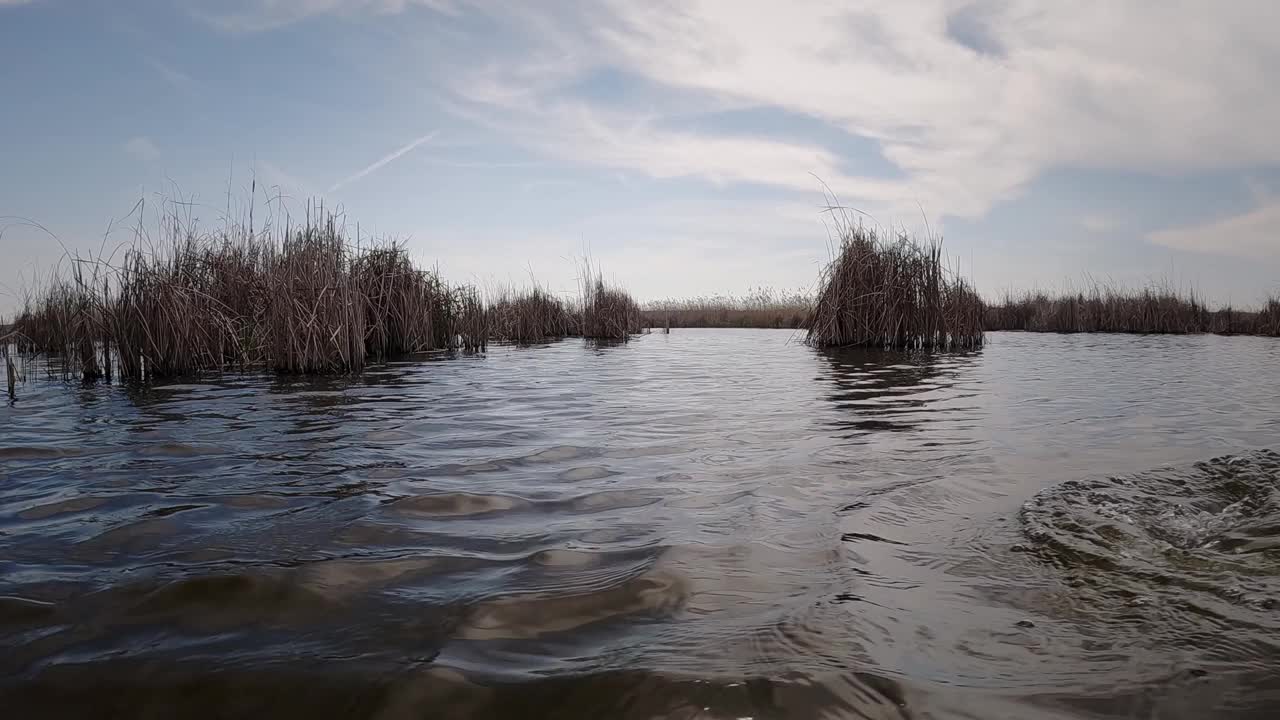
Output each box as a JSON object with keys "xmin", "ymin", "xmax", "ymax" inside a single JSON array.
[{"xmin": 2, "ymin": 0, "xmax": 1280, "ymax": 312}]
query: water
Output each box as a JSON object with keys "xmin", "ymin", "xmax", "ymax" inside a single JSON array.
[{"xmin": 2, "ymin": 329, "xmax": 1280, "ymax": 719}]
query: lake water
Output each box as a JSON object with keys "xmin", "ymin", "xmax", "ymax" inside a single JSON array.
[{"xmin": 2, "ymin": 329, "xmax": 1280, "ymax": 719}]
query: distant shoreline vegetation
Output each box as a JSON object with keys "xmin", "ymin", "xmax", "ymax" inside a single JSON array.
[
  {"xmin": 984, "ymin": 287, "xmax": 1280, "ymax": 336},
  {"xmin": 5, "ymin": 199, "xmax": 1279, "ymax": 382},
  {"xmin": 643, "ymin": 288, "xmax": 811, "ymax": 330}
]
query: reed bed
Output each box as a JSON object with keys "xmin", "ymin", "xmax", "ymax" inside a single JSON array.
[
  {"xmin": 13, "ymin": 210, "xmax": 489, "ymax": 380},
  {"xmin": 806, "ymin": 225, "xmax": 983, "ymax": 349},
  {"xmin": 986, "ymin": 287, "xmax": 1280, "ymax": 336},
  {"xmin": 644, "ymin": 288, "xmax": 811, "ymax": 329}
]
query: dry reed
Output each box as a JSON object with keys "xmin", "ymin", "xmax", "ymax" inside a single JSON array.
[
  {"xmin": 644, "ymin": 288, "xmax": 811, "ymax": 329},
  {"xmin": 488, "ymin": 285, "xmax": 576, "ymax": 344},
  {"xmin": 806, "ymin": 225, "xmax": 983, "ymax": 349},
  {"xmin": 986, "ymin": 286, "xmax": 1280, "ymax": 336},
  {"xmin": 14, "ymin": 205, "xmax": 493, "ymax": 380},
  {"xmin": 579, "ymin": 262, "xmax": 644, "ymax": 340}
]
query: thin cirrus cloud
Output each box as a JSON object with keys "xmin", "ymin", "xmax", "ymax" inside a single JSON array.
[
  {"xmin": 327, "ymin": 131, "xmax": 438, "ymax": 193},
  {"xmin": 144, "ymin": 57, "xmax": 200, "ymax": 97}
]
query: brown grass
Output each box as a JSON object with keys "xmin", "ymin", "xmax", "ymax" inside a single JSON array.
[
  {"xmin": 986, "ymin": 285, "xmax": 1280, "ymax": 336},
  {"xmin": 806, "ymin": 225, "xmax": 983, "ymax": 349},
  {"xmin": 450, "ymin": 285, "xmax": 489, "ymax": 353},
  {"xmin": 579, "ymin": 262, "xmax": 644, "ymax": 340},
  {"xmin": 488, "ymin": 285, "xmax": 576, "ymax": 344},
  {"xmin": 12, "ymin": 200, "xmax": 649, "ymax": 380},
  {"xmin": 14, "ymin": 205, "xmax": 491, "ymax": 380},
  {"xmin": 643, "ymin": 288, "xmax": 810, "ymax": 329},
  {"xmin": 487, "ymin": 267, "xmax": 646, "ymax": 344}
]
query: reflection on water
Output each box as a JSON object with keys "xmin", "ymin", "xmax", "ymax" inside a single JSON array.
[{"xmin": 3, "ymin": 330, "xmax": 1280, "ymax": 718}]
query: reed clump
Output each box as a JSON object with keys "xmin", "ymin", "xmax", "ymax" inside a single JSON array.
[
  {"xmin": 580, "ymin": 264, "xmax": 644, "ymax": 340},
  {"xmin": 14, "ymin": 208, "xmax": 488, "ymax": 380},
  {"xmin": 986, "ymin": 286, "xmax": 1280, "ymax": 336},
  {"xmin": 806, "ymin": 225, "xmax": 983, "ymax": 349},
  {"xmin": 353, "ymin": 244, "xmax": 434, "ymax": 361},
  {"xmin": 644, "ymin": 288, "xmax": 811, "ymax": 329},
  {"xmin": 488, "ymin": 270, "xmax": 647, "ymax": 344},
  {"xmin": 488, "ymin": 285, "xmax": 577, "ymax": 344}
]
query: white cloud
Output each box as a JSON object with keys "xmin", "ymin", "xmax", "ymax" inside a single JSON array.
[
  {"xmin": 192, "ymin": 1, "xmax": 1280, "ymax": 229},
  {"xmin": 441, "ymin": 74, "xmax": 913, "ymax": 218},
  {"xmin": 123, "ymin": 136, "xmax": 161, "ymax": 163},
  {"xmin": 1079, "ymin": 214, "xmax": 1120, "ymax": 234},
  {"xmin": 404, "ymin": 0, "xmax": 1280, "ymax": 227},
  {"xmin": 1148, "ymin": 202, "xmax": 1280, "ymax": 261},
  {"xmin": 581, "ymin": 1, "xmax": 1280, "ymax": 215},
  {"xmin": 327, "ymin": 132, "xmax": 438, "ymax": 193}
]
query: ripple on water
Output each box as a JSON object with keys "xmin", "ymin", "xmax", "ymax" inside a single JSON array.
[
  {"xmin": 220, "ymin": 494, "xmax": 292, "ymax": 510},
  {"xmin": 519, "ymin": 445, "xmax": 594, "ymax": 464},
  {"xmin": 75, "ymin": 518, "xmax": 179, "ymax": 560},
  {"xmin": 126, "ymin": 571, "xmax": 335, "ymax": 625},
  {"xmin": 0, "ymin": 446, "xmax": 86, "ymax": 461},
  {"xmin": 17, "ymin": 496, "xmax": 107, "ymax": 520},
  {"xmin": 457, "ymin": 568, "xmax": 687, "ymax": 641},
  {"xmin": 1023, "ymin": 451, "xmax": 1280, "ymax": 572},
  {"xmin": 5, "ymin": 331, "xmax": 1280, "ymax": 718},
  {"xmin": 557, "ymin": 465, "xmax": 618, "ymax": 482},
  {"xmin": 388, "ymin": 492, "xmax": 528, "ymax": 517},
  {"xmin": 294, "ymin": 556, "xmax": 448, "ymax": 599},
  {"xmin": 1020, "ymin": 450, "xmax": 1280, "ymax": 695},
  {"xmin": 0, "ymin": 595, "xmax": 56, "ymax": 626},
  {"xmin": 134, "ymin": 442, "xmax": 222, "ymax": 458},
  {"xmin": 564, "ymin": 489, "xmax": 662, "ymax": 513}
]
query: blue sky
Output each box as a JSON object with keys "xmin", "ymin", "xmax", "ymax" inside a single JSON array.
[{"xmin": 3, "ymin": 0, "xmax": 1279, "ymax": 312}]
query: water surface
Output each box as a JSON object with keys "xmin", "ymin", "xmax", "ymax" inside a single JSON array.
[{"xmin": 3, "ymin": 330, "xmax": 1280, "ymax": 718}]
